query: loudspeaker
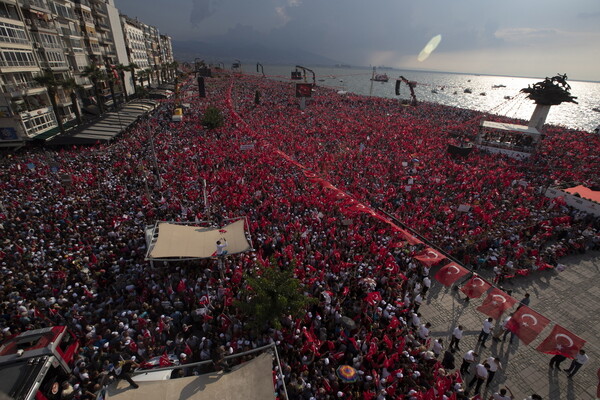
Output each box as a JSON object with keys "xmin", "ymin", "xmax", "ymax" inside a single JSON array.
[
  {"xmin": 395, "ymin": 80, "xmax": 401, "ymax": 96},
  {"xmin": 198, "ymin": 77, "xmax": 205, "ymax": 98}
]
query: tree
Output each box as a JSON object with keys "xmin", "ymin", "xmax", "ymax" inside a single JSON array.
[
  {"xmin": 104, "ymin": 68, "xmax": 117, "ymax": 110},
  {"xmin": 82, "ymin": 64, "xmax": 105, "ymax": 114},
  {"xmin": 61, "ymin": 77, "xmax": 83, "ymax": 125},
  {"xmin": 520, "ymin": 74, "xmax": 578, "ymax": 106},
  {"xmin": 235, "ymin": 261, "xmax": 316, "ymax": 331},
  {"xmin": 145, "ymin": 68, "xmax": 153, "ymax": 87},
  {"xmin": 115, "ymin": 64, "xmax": 130, "ymax": 102},
  {"xmin": 201, "ymin": 106, "xmax": 224, "ymax": 130},
  {"xmin": 128, "ymin": 63, "xmax": 139, "ymax": 94},
  {"xmin": 33, "ymin": 70, "xmax": 65, "ymax": 134}
]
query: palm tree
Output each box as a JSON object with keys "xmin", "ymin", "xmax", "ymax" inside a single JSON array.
[
  {"xmin": 82, "ymin": 64, "xmax": 105, "ymax": 114},
  {"xmin": 61, "ymin": 77, "xmax": 83, "ymax": 125},
  {"xmin": 144, "ymin": 68, "xmax": 153, "ymax": 87},
  {"xmin": 115, "ymin": 64, "xmax": 130, "ymax": 102},
  {"xmin": 128, "ymin": 62, "xmax": 139, "ymax": 95},
  {"xmin": 33, "ymin": 70, "xmax": 65, "ymax": 134},
  {"xmin": 137, "ymin": 69, "xmax": 147, "ymax": 88},
  {"xmin": 104, "ymin": 69, "xmax": 117, "ymax": 110}
]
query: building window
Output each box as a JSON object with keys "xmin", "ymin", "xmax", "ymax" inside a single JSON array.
[
  {"xmin": 0, "ymin": 22, "xmax": 29, "ymax": 45},
  {"xmin": 0, "ymin": 49, "xmax": 37, "ymax": 67}
]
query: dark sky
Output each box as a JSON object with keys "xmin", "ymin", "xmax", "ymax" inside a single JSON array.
[{"xmin": 116, "ymin": 0, "xmax": 600, "ymax": 80}]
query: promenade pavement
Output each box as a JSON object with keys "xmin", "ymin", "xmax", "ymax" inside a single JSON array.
[{"xmin": 422, "ymin": 251, "xmax": 599, "ymax": 400}]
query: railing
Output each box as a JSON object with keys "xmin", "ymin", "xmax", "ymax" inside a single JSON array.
[
  {"xmin": 20, "ymin": 107, "xmax": 57, "ymax": 136},
  {"xmin": 3, "ymin": 81, "xmax": 43, "ymax": 92},
  {"xmin": 0, "ymin": 59, "xmax": 37, "ymax": 68},
  {"xmin": 22, "ymin": 0, "xmax": 49, "ymax": 10},
  {"xmin": 0, "ymin": 35, "xmax": 30, "ymax": 45}
]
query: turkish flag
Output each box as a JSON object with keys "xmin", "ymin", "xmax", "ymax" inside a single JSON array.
[
  {"xmin": 460, "ymin": 275, "xmax": 491, "ymax": 299},
  {"xmin": 159, "ymin": 352, "xmax": 172, "ymax": 367},
  {"xmin": 536, "ymin": 324, "xmax": 585, "ymax": 358},
  {"xmin": 365, "ymin": 291, "xmax": 382, "ymax": 305},
  {"xmin": 434, "ymin": 262, "xmax": 469, "ymax": 286},
  {"xmin": 414, "ymin": 247, "xmax": 446, "ymax": 266},
  {"xmin": 505, "ymin": 306, "xmax": 550, "ymax": 345},
  {"xmin": 476, "ymin": 288, "xmax": 517, "ymax": 319}
]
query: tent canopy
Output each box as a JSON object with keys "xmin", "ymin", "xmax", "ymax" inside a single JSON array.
[
  {"xmin": 147, "ymin": 219, "xmax": 250, "ymax": 260},
  {"xmin": 107, "ymin": 353, "xmax": 275, "ymax": 400}
]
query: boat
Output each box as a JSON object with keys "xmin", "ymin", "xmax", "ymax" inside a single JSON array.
[
  {"xmin": 504, "ymin": 96, "xmax": 512, "ymax": 100},
  {"xmin": 431, "ymin": 89, "xmax": 438, "ymax": 94},
  {"xmin": 592, "ymin": 107, "xmax": 600, "ymax": 112},
  {"xmin": 480, "ymin": 92, "xmax": 486, "ymax": 96},
  {"xmin": 371, "ymin": 73, "xmax": 389, "ymax": 82},
  {"xmin": 464, "ymin": 88, "xmax": 472, "ymax": 94},
  {"xmin": 492, "ymin": 84, "xmax": 506, "ymax": 88}
]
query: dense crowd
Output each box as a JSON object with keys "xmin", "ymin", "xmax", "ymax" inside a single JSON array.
[{"xmin": 0, "ymin": 71, "xmax": 598, "ymax": 400}]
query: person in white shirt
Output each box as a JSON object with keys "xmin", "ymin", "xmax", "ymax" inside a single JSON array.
[
  {"xmin": 216, "ymin": 239, "xmax": 228, "ymax": 256},
  {"xmin": 564, "ymin": 349, "xmax": 589, "ymax": 378},
  {"xmin": 477, "ymin": 317, "xmax": 494, "ymax": 348},
  {"xmin": 460, "ymin": 349, "xmax": 478, "ymax": 375},
  {"xmin": 489, "ymin": 386, "xmax": 514, "ymax": 400},
  {"xmin": 467, "ymin": 362, "xmax": 489, "ymax": 395},
  {"xmin": 485, "ymin": 356, "xmax": 502, "ymax": 386},
  {"xmin": 432, "ymin": 338, "xmax": 443, "ymax": 357},
  {"xmin": 422, "ymin": 276, "xmax": 431, "ymax": 295},
  {"xmin": 450, "ymin": 325, "xmax": 464, "ymax": 351},
  {"xmin": 413, "ymin": 293, "xmax": 423, "ymax": 312},
  {"xmin": 418, "ymin": 322, "xmax": 431, "ymax": 342}
]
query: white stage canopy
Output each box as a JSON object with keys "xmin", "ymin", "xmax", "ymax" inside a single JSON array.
[
  {"xmin": 106, "ymin": 353, "xmax": 276, "ymax": 400},
  {"xmin": 146, "ymin": 219, "xmax": 251, "ymax": 260}
]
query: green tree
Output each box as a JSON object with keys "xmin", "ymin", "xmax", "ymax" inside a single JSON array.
[
  {"xmin": 115, "ymin": 64, "xmax": 131, "ymax": 102},
  {"xmin": 61, "ymin": 77, "xmax": 83, "ymax": 125},
  {"xmin": 235, "ymin": 261, "xmax": 316, "ymax": 331},
  {"xmin": 33, "ymin": 70, "xmax": 65, "ymax": 134},
  {"xmin": 82, "ymin": 64, "xmax": 105, "ymax": 114},
  {"xmin": 201, "ymin": 106, "xmax": 224, "ymax": 130}
]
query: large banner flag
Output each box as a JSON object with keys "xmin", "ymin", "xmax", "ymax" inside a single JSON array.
[
  {"xmin": 460, "ymin": 275, "xmax": 491, "ymax": 299},
  {"xmin": 505, "ymin": 306, "xmax": 550, "ymax": 345},
  {"xmin": 476, "ymin": 288, "xmax": 517, "ymax": 319},
  {"xmin": 434, "ymin": 262, "xmax": 470, "ymax": 286},
  {"xmin": 536, "ymin": 324, "xmax": 586, "ymax": 358},
  {"xmin": 414, "ymin": 247, "xmax": 446, "ymax": 266}
]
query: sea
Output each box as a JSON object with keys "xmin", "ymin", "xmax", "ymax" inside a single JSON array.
[{"xmin": 247, "ymin": 65, "xmax": 600, "ymax": 133}]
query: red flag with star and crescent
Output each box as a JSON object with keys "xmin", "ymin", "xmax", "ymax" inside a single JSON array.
[
  {"xmin": 536, "ymin": 324, "xmax": 586, "ymax": 358},
  {"xmin": 460, "ymin": 275, "xmax": 492, "ymax": 299},
  {"xmin": 414, "ymin": 247, "xmax": 446, "ymax": 266},
  {"xmin": 505, "ymin": 306, "xmax": 550, "ymax": 345},
  {"xmin": 476, "ymin": 287, "xmax": 517, "ymax": 319},
  {"xmin": 434, "ymin": 262, "xmax": 470, "ymax": 286}
]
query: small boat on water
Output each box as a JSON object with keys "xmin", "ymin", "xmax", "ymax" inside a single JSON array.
[
  {"xmin": 480, "ymin": 92, "xmax": 486, "ymax": 96},
  {"xmin": 504, "ymin": 96, "xmax": 512, "ymax": 100},
  {"xmin": 492, "ymin": 84, "xmax": 506, "ymax": 88},
  {"xmin": 431, "ymin": 89, "xmax": 438, "ymax": 94},
  {"xmin": 464, "ymin": 88, "xmax": 472, "ymax": 94},
  {"xmin": 371, "ymin": 73, "xmax": 389, "ymax": 82},
  {"xmin": 592, "ymin": 107, "xmax": 600, "ymax": 112}
]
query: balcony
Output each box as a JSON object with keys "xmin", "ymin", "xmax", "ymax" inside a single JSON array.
[
  {"xmin": 0, "ymin": 35, "xmax": 30, "ymax": 45},
  {"xmin": 19, "ymin": 106, "xmax": 58, "ymax": 137},
  {"xmin": 25, "ymin": 18, "xmax": 56, "ymax": 31},
  {"xmin": 0, "ymin": 59, "xmax": 37, "ymax": 68},
  {"xmin": 21, "ymin": 0, "xmax": 51, "ymax": 12},
  {"xmin": 3, "ymin": 81, "xmax": 44, "ymax": 96}
]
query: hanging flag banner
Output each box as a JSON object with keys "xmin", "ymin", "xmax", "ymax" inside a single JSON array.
[
  {"xmin": 536, "ymin": 324, "xmax": 585, "ymax": 358},
  {"xmin": 505, "ymin": 306, "xmax": 551, "ymax": 345},
  {"xmin": 414, "ymin": 247, "xmax": 446, "ymax": 266},
  {"xmin": 460, "ymin": 275, "xmax": 491, "ymax": 299},
  {"xmin": 434, "ymin": 262, "xmax": 470, "ymax": 287},
  {"xmin": 476, "ymin": 287, "xmax": 517, "ymax": 319}
]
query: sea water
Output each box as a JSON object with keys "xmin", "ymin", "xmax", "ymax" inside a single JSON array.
[{"xmin": 247, "ymin": 65, "xmax": 600, "ymax": 133}]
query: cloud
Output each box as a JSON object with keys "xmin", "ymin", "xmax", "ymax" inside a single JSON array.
[
  {"xmin": 190, "ymin": 0, "xmax": 218, "ymax": 28},
  {"xmin": 576, "ymin": 11, "xmax": 600, "ymax": 19},
  {"xmin": 275, "ymin": 6, "xmax": 290, "ymax": 24},
  {"xmin": 287, "ymin": 0, "xmax": 302, "ymax": 6},
  {"xmin": 495, "ymin": 28, "xmax": 559, "ymax": 43}
]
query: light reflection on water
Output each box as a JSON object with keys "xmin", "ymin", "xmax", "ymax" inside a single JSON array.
[{"xmin": 249, "ymin": 65, "xmax": 600, "ymax": 132}]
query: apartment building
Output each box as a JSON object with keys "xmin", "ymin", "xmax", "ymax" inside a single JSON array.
[{"xmin": 0, "ymin": 0, "xmax": 173, "ymax": 147}]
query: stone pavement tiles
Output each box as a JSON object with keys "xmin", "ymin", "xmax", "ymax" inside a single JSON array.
[{"xmin": 421, "ymin": 251, "xmax": 599, "ymax": 400}]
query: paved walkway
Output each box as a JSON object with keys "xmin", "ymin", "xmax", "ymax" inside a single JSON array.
[{"xmin": 422, "ymin": 251, "xmax": 599, "ymax": 400}]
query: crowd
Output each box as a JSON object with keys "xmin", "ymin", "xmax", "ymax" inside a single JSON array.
[{"xmin": 0, "ymin": 70, "xmax": 598, "ymax": 400}]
